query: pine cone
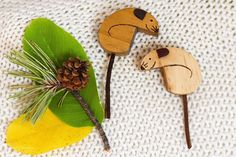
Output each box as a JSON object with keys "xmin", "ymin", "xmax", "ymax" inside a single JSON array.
[{"xmin": 57, "ymin": 57, "xmax": 89, "ymax": 91}]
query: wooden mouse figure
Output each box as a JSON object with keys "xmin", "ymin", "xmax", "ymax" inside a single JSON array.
[
  {"xmin": 140, "ymin": 47, "xmax": 202, "ymax": 149},
  {"xmin": 98, "ymin": 8, "xmax": 159, "ymax": 119}
]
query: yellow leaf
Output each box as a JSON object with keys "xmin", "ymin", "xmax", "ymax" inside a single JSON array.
[{"xmin": 6, "ymin": 109, "xmax": 93, "ymax": 155}]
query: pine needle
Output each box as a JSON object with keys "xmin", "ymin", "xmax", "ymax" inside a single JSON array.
[
  {"xmin": 57, "ymin": 90, "xmax": 69, "ymax": 108},
  {"xmin": 6, "ymin": 41, "xmax": 66, "ymax": 123},
  {"xmin": 9, "ymin": 71, "xmax": 45, "ymax": 83}
]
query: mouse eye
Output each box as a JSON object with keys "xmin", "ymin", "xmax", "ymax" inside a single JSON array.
[
  {"xmin": 149, "ymin": 58, "xmax": 151, "ymax": 60},
  {"xmin": 150, "ymin": 19, "xmax": 153, "ymax": 22}
]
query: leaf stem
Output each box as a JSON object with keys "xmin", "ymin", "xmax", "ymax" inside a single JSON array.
[{"xmin": 71, "ymin": 90, "xmax": 110, "ymax": 151}]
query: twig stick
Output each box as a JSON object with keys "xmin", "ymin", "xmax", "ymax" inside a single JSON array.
[
  {"xmin": 72, "ymin": 90, "xmax": 110, "ymax": 151},
  {"xmin": 105, "ymin": 54, "xmax": 115, "ymax": 119},
  {"xmin": 182, "ymin": 94, "xmax": 192, "ymax": 149}
]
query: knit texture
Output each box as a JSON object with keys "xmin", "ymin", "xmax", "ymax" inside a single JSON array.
[{"xmin": 0, "ymin": 0, "xmax": 235, "ymax": 156}]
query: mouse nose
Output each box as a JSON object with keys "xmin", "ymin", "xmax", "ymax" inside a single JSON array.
[{"xmin": 140, "ymin": 65, "xmax": 145, "ymax": 70}]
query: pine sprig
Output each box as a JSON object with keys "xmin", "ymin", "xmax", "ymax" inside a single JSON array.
[
  {"xmin": 6, "ymin": 41, "xmax": 66, "ymax": 123},
  {"xmin": 6, "ymin": 40, "xmax": 110, "ymax": 150}
]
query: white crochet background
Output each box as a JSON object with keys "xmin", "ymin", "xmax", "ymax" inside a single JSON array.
[{"xmin": 0, "ymin": 0, "xmax": 235, "ymax": 156}]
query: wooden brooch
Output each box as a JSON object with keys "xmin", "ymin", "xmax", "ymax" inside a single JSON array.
[
  {"xmin": 140, "ymin": 47, "xmax": 202, "ymax": 149},
  {"xmin": 98, "ymin": 8, "xmax": 159, "ymax": 118}
]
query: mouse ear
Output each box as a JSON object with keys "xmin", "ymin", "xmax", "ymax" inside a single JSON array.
[
  {"xmin": 133, "ymin": 8, "xmax": 147, "ymax": 20},
  {"xmin": 156, "ymin": 48, "xmax": 169, "ymax": 58}
]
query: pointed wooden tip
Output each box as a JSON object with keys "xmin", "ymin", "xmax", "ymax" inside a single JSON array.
[
  {"xmin": 188, "ymin": 144, "xmax": 192, "ymax": 149},
  {"xmin": 104, "ymin": 145, "xmax": 111, "ymax": 151}
]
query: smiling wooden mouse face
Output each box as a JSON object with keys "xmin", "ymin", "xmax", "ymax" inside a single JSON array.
[
  {"xmin": 133, "ymin": 8, "xmax": 159, "ymax": 35},
  {"xmin": 141, "ymin": 47, "xmax": 202, "ymax": 95}
]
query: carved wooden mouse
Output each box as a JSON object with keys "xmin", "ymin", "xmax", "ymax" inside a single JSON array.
[
  {"xmin": 98, "ymin": 8, "xmax": 159, "ymax": 118},
  {"xmin": 99, "ymin": 8, "xmax": 159, "ymax": 55},
  {"xmin": 141, "ymin": 47, "xmax": 201, "ymax": 94},
  {"xmin": 141, "ymin": 47, "xmax": 202, "ymax": 149}
]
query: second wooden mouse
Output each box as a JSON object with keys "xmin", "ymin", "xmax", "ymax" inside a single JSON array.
[{"xmin": 140, "ymin": 47, "xmax": 202, "ymax": 149}]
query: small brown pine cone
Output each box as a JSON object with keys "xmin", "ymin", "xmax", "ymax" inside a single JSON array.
[{"xmin": 57, "ymin": 57, "xmax": 89, "ymax": 90}]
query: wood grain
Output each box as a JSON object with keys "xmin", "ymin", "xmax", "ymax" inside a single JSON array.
[
  {"xmin": 141, "ymin": 47, "xmax": 201, "ymax": 95},
  {"xmin": 98, "ymin": 8, "xmax": 159, "ymax": 55}
]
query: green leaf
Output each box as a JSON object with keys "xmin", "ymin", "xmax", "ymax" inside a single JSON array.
[{"xmin": 23, "ymin": 18, "xmax": 104, "ymax": 127}]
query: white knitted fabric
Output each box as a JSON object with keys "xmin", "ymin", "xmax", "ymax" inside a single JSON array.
[{"xmin": 0, "ymin": 0, "xmax": 235, "ymax": 156}]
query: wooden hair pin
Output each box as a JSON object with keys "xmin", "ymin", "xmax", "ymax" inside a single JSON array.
[
  {"xmin": 98, "ymin": 8, "xmax": 159, "ymax": 119},
  {"xmin": 140, "ymin": 47, "xmax": 202, "ymax": 149}
]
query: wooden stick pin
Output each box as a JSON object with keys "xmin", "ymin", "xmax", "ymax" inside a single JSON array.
[
  {"xmin": 98, "ymin": 8, "xmax": 159, "ymax": 119},
  {"xmin": 140, "ymin": 47, "xmax": 202, "ymax": 149}
]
